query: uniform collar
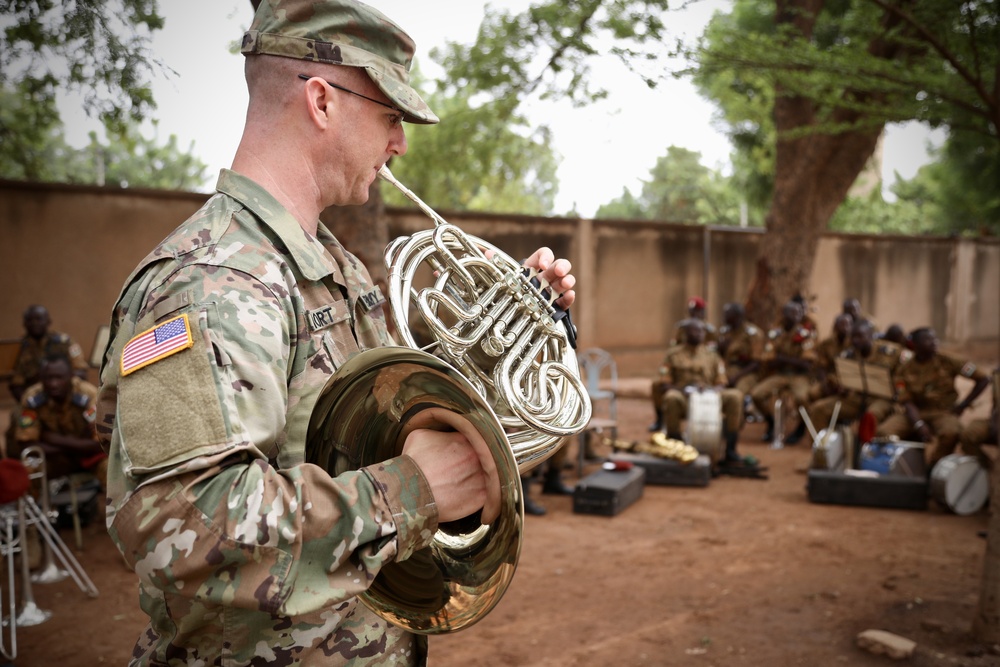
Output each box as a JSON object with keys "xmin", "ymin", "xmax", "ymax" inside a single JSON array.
[{"xmin": 215, "ymin": 169, "xmax": 339, "ymax": 283}]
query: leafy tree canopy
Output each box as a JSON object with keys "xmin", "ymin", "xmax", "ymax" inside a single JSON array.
[{"xmin": 595, "ymin": 145, "xmax": 761, "ymax": 226}]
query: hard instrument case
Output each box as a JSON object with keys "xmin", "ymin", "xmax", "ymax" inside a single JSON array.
[
  {"xmin": 573, "ymin": 466, "xmax": 646, "ymax": 516},
  {"xmin": 608, "ymin": 452, "xmax": 711, "ymax": 487},
  {"xmin": 806, "ymin": 469, "xmax": 928, "ymax": 511}
]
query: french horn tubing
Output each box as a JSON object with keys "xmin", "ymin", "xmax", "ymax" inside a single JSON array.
[{"xmin": 306, "ymin": 166, "xmax": 592, "ymax": 634}]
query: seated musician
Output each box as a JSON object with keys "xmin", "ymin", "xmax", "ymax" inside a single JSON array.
[
  {"xmin": 8, "ymin": 304, "xmax": 89, "ymax": 402},
  {"xmin": 842, "ymin": 297, "xmax": 878, "ymax": 333},
  {"xmin": 659, "ymin": 319, "xmax": 744, "ymax": 466},
  {"xmin": 749, "ymin": 300, "xmax": 817, "ymax": 443},
  {"xmin": 807, "ymin": 313, "xmax": 854, "ymax": 404},
  {"xmin": 804, "ymin": 320, "xmax": 909, "ymax": 434},
  {"xmin": 12, "ymin": 354, "xmax": 108, "ymax": 490},
  {"xmin": 650, "ymin": 296, "xmax": 717, "ymax": 431},
  {"xmin": 879, "ymin": 323, "xmax": 908, "ymax": 347},
  {"xmin": 875, "ymin": 328, "xmax": 990, "ymax": 469},
  {"xmin": 958, "ymin": 367, "xmax": 998, "ymax": 470},
  {"xmin": 717, "ymin": 302, "xmax": 764, "ymax": 398}
]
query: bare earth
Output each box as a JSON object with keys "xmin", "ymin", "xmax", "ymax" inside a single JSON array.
[{"xmin": 6, "ymin": 393, "xmax": 999, "ymax": 667}]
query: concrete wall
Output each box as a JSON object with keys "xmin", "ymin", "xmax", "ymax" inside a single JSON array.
[{"xmin": 2, "ymin": 180, "xmax": 997, "ymax": 387}]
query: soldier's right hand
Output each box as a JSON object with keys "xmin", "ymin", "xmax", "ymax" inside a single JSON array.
[{"xmin": 403, "ymin": 426, "xmax": 501, "ymax": 524}]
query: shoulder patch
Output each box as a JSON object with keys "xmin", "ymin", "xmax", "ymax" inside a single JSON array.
[
  {"xmin": 18, "ymin": 409, "xmax": 37, "ymax": 429},
  {"xmin": 900, "ymin": 349, "xmax": 914, "ymax": 363},
  {"xmin": 960, "ymin": 361, "xmax": 977, "ymax": 378},
  {"xmin": 25, "ymin": 393, "xmax": 48, "ymax": 410},
  {"xmin": 71, "ymin": 392, "xmax": 89, "ymax": 408},
  {"xmin": 747, "ymin": 325, "xmax": 758, "ymax": 335},
  {"xmin": 121, "ymin": 314, "xmax": 194, "ymax": 376}
]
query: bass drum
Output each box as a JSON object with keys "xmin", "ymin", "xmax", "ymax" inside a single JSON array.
[
  {"xmin": 810, "ymin": 426, "xmax": 854, "ymax": 472},
  {"xmin": 859, "ymin": 439, "xmax": 926, "ymax": 478},
  {"xmin": 930, "ymin": 454, "xmax": 989, "ymax": 516},
  {"xmin": 686, "ymin": 389, "xmax": 723, "ymax": 464}
]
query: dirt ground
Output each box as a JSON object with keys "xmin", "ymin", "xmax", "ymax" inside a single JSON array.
[{"xmin": 4, "ymin": 391, "xmax": 1000, "ymax": 666}]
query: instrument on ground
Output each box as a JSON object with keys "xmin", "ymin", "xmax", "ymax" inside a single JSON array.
[
  {"xmin": 2, "ymin": 449, "xmax": 99, "ymax": 660},
  {"xmin": 930, "ymin": 454, "xmax": 989, "ymax": 516},
  {"xmin": 772, "ymin": 397, "xmax": 785, "ymax": 450},
  {"xmin": 307, "ymin": 166, "xmax": 591, "ymax": 635},
  {"xmin": 859, "ymin": 439, "xmax": 926, "ymax": 478},
  {"xmin": 810, "ymin": 426, "xmax": 854, "ymax": 472},
  {"xmin": 685, "ymin": 388, "xmax": 723, "ymax": 463}
]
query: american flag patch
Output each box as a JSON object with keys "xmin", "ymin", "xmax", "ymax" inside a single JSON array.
[{"xmin": 121, "ymin": 314, "xmax": 193, "ymax": 376}]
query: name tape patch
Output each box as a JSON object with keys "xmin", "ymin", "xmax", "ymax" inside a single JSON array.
[{"xmin": 121, "ymin": 314, "xmax": 194, "ymax": 376}]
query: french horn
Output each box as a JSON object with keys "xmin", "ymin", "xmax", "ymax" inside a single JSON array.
[{"xmin": 306, "ymin": 166, "xmax": 591, "ymax": 634}]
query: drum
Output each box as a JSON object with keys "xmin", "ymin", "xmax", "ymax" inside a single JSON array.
[
  {"xmin": 810, "ymin": 426, "xmax": 854, "ymax": 472},
  {"xmin": 859, "ymin": 440, "xmax": 926, "ymax": 478},
  {"xmin": 930, "ymin": 454, "xmax": 989, "ymax": 515},
  {"xmin": 686, "ymin": 389, "xmax": 723, "ymax": 463}
]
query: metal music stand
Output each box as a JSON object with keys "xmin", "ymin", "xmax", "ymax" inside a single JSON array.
[{"xmin": 834, "ymin": 358, "xmax": 895, "ymax": 400}]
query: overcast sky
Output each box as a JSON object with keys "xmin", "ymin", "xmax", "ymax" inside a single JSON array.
[{"xmin": 59, "ymin": 0, "xmax": 945, "ymax": 215}]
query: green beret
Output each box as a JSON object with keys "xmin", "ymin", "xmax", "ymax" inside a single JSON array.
[{"xmin": 242, "ymin": 0, "xmax": 439, "ymax": 124}]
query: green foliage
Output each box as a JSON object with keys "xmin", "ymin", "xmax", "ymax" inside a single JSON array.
[
  {"xmin": 690, "ymin": 0, "xmax": 999, "ymax": 236},
  {"xmin": 386, "ymin": 75, "xmax": 558, "ymax": 215},
  {"xmin": 85, "ymin": 120, "xmax": 209, "ymax": 190},
  {"xmin": 0, "ymin": 0, "xmax": 165, "ymax": 180},
  {"xmin": 594, "ymin": 145, "xmax": 762, "ymax": 225},
  {"xmin": 432, "ymin": 0, "xmax": 672, "ymax": 108}
]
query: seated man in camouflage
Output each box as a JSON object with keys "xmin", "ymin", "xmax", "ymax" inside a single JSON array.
[
  {"xmin": 659, "ymin": 319, "xmax": 743, "ymax": 466},
  {"xmin": 12, "ymin": 354, "xmax": 107, "ymax": 489},
  {"xmin": 875, "ymin": 328, "xmax": 990, "ymax": 470},
  {"xmin": 650, "ymin": 296, "xmax": 718, "ymax": 431},
  {"xmin": 750, "ymin": 300, "xmax": 818, "ymax": 443},
  {"xmin": 958, "ymin": 367, "xmax": 998, "ymax": 470},
  {"xmin": 717, "ymin": 302, "xmax": 764, "ymax": 398},
  {"xmin": 8, "ymin": 304, "xmax": 88, "ymax": 402},
  {"xmin": 804, "ymin": 320, "xmax": 909, "ymax": 434}
]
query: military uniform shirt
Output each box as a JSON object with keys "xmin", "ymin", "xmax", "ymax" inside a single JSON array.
[
  {"xmin": 717, "ymin": 322, "xmax": 763, "ymax": 370},
  {"xmin": 662, "ymin": 345, "xmax": 729, "ymax": 388},
  {"xmin": 895, "ymin": 352, "xmax": 989, "ymax": 412},
  {"xmin": 97, "ymin": 169, "xmax": 437, "ymax": 666},
  {"xmin": 762, "ymin": 325, "xmax": 817, "ymax": 374},
  {"xmin": 10, "ymin": 331, "xmax": 88, "ymax": 390},
  {"xmin": 15, "ymin": 376, "xmax": 98, "ymax": 444}
]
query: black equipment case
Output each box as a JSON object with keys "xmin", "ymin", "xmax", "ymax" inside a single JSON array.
[
  {"xmin": 573, "ymin": 466, "xmax": 646, "ymax": 516},
  {"xmin": 608, "ymin": 452, "xmax": 711, "ymax": 487},
  {"xmin": 806, "ymin": 469, "xmax": 928, "ymax": 511}
]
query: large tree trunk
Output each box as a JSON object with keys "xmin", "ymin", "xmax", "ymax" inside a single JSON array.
[{"xmin": 744, "ymin": 0, "xmax": 895, "ymax": 328}]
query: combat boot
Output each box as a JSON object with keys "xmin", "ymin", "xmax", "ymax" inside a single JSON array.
[
  {"xmin": 648, "ymin": 408, "xmax": 663, "ymax": 432},
  {"xmin": 521, "ymin": 475, "xmax": 547, "ymax": 515},
  {"xmin": 541, "ymin": 467, "xmax": 574, "ymax": 495},
  {"xmin": 761, "ymin": 416, "xmax": 774, "ymax": 442},
  {"xmin": 723, "ymin": 430, "xmax": 741, "ymax": 464},
  {"xmin": 784, "ymin": 420, "xmax": 807, "ymax": 445}
]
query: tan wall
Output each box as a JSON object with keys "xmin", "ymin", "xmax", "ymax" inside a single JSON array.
[{"xmin": 2, "ymin": 180, "xmax": 998, "ymax": 389}]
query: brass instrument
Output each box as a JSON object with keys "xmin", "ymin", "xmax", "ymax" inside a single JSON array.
[
  {"xmin": 2, "ymin": 447, "xmax": 99, "ymax": 660},
  {"xmin": 307, "ymin": 166, "xmax": 591, "ymax": 634}
]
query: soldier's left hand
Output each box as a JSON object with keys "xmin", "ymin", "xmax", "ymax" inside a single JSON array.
[{"xmin": 524, "ymin": 247, "xmax": 575, "ymax": 310}]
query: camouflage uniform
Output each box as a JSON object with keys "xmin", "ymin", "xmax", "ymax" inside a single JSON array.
[
  {"xmin": 958, "ymin": 369, "xmax": 998, "ymax": 468},
  {"xmin": 8, "ymin": 331, "xmax": 88, "ymax": 396},
  {"xmin": 717, "ymin": 321, "xmax": 764, "ymax": 396},
  {"xmin": 749, "ymin": 325, "xmax": 817, "ymax": 419},
  {"xmin": 651, "ymin": 320, "xmax": 717, "ymax": 415},
  {"xmin": 97, "ymin": 171, "xmax": 438, "ymax": 666},
  {"xmin": 805, "ymin": 341, "xmax": 909, "ymax": 431},
  {"xmin": 659, "ymin": 345, "xmax": 743, "ymax": 439},
  {"xmin": 876, "ymin": 353, "xmax": 990, "ymax": 467},
  {"xmin": 13, "ymin": 377, "xmax": 107, "ymax": 485}
]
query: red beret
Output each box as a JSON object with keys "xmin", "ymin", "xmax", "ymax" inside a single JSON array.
[
  {"xmin": 688, "ymin": 296, "xmax": 706, "ymax": 310},
  {"xmin": 0, "ymin": 458, "xmax": 30, "ymax": 504}
]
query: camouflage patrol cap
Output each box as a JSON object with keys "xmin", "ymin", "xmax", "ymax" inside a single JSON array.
[{"xmin": 242, "ymin": 0, "xmax": 438, "ymax": 124}]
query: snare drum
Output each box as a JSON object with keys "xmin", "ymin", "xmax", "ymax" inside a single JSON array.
[
  {"xmin": 859, "ymin": 440, "xmax": 926, "ymax": 478},
  {"xmin": 810, "ymin": 426, "xmax": 854, "ymax": 472},
  {"xmin": 930, "ymin": 454, "xmax": 989, "ymax": 515},
  {"xmin": 686, "ymin": 389, "xmax": 723, "ymax": 463}
]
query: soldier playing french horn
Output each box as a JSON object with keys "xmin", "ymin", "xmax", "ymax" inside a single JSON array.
[{"xmin": 96, "ymin": 2, "xmax": 581, "ymax": 665}]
